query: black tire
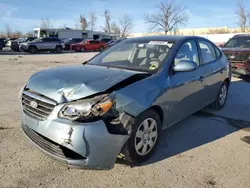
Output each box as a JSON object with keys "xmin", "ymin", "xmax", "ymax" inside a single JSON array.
[
  {"xmin": 28, "ymin": 46, "xmax": 37, "ymax": 54},
  {"xmin": 121, "ymin": 109, "xmax": 162, "ymax": 163},
  {"xmin": 80, "ymin": 47, "xmax": 86, "ymax": 52},
  {"xmin": 211, "ymin": 81, "xmax": 229, "ymax": 110},
  {"xmin": 99, "ymin": 46, "xmax": 104, "ymax": 51},
  {"xmin": 55, "ymin": 46, "xmax": 63, "ymax": 53}
]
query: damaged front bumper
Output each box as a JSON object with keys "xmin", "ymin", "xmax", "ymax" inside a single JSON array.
[
  {"xmin": 20, "ymin": 107, "xmax": 130, "ymax": 169},
  {"xmin": 230, "ymin": 61, "xmax": 250, "ymax": 76}
]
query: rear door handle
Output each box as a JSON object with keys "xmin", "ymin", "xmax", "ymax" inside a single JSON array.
[{"xmin": 220, "ymin": 66, "xmax": 228, "ymax": 74}]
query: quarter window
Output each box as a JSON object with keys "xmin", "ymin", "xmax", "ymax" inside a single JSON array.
[
  {"xmin": 198, "ymin": 40, "xmax": 216, "ymax": 64},
  {"xmin": 174, "ymin": 40, "xmax": 199, "ymax": 66}
]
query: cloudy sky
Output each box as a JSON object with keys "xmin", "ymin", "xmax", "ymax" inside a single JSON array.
[{"xmin": 0, "ymin": 0, "xmax": 247, "ymax": 33}]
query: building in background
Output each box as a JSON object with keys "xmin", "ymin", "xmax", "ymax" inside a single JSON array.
[
  {"xmin": 129, "ymin": 27, "xmax": 250, "ymax": 46},
  {"xmin": 33, "ymin": 28, "xmax": 119, "ymax": 40}
]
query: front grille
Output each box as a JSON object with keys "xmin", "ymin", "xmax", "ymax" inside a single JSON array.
[
  {"xmin": 22, "ymin": 90, "xmax": 56, "ymax": 121},
  {"xmin": 22, "ymin": 124, "xmax": 85, "ymax": 162}
]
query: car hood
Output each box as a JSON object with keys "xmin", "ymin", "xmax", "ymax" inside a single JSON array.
[
  {"xmin": 221, "ymin": 47, "xmax": 250, "ymax": 53},
  {"xmin": 26, "ymin": 65, "xmax": 144, "ymax": 103}
]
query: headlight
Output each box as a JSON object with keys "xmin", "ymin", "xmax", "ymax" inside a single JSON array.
[
  {"xmin": 58, "ymin": 94, "xmax": 115, "ymax": 120},
  {"xmin": 18, "ymin": 84, "xmax": 26, "ymax": 99}
]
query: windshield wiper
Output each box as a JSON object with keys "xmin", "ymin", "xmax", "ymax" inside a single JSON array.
[{"xmin": 82, "ymin": 61, "xmax": 88, "ymax": 65}]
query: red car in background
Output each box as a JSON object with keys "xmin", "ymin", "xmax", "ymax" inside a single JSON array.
[{"xmin": 70, "ymin": 40, "xmax": 107, "ymax": 52}]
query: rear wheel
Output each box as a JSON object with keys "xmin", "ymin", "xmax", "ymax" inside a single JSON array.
[
  {"xmin": 99, "ymin": 46, "xmax": 104, "ymax": 51},
  {"xmin": 121, "ymin": 109, "xmax": 162, "ymax": 163},
  {"xmin": 55, "ymin": 46, "xmax": 63, "ymax": 53},
  {"xmin": 28, "ymin": 46, "xmax": 37, "ymax": 54},
  {"xmin": 80, "ymin": 47, "xmax": 86, "ymax": 52},
  {"xmin": 211, "ymin": 81, "xmax": 229, "ymax": 110}
]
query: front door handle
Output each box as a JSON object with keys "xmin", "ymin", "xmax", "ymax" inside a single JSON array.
[
  {"xmin": 220, "ymin": 66, "xmax": 228, "ymax": 74},
  {"xmin": 199, "ymin": 76, "xmax": 204, "ymax": 82}
]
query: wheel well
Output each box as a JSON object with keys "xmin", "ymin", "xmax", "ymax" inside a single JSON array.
[
  {"xmin": 150, "ymin": 105, "xmax": 164, "ymax": 123},
  {"xmin": 29, "ymin": 45, "xmax": 37, "ymax": 49},
  {"xmin": 224, "ymin": 78, "xmax": 230, "ymax": 86}
]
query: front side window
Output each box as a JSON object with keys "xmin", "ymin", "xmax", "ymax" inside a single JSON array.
[
  {"xmin": 174, "ymin": 40, "xmax": 199, "ymax": 66},
  {"xmin": 89, "ymin": 40, "xmax": 174, "ymax": 72},
  {"xmin": 198, "ymin": 40, "xmax": 216, "ymax": 64}
]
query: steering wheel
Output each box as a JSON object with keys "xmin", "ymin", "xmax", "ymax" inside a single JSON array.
[{"xmin": 148, "ymin": 58, "xmax": 161, "ymax": 70}]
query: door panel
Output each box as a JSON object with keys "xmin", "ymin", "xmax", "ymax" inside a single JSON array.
[
  {"xmin": 166, "ymin": 70, "xmax": 204, "ymax": 125},
  {"xmin": 197, "ymin": 40, "xmax": 225, "ymax": 104},
  {"xmin": 163, "ymin": 40, "xmax": 205, "ymax": 126}
]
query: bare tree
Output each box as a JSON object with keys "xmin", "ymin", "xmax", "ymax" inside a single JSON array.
[
  {"xmin": 12, "ymin": 30, "xmax": 23, "ymax": 38},
  {"xmin": 119, "ymin": 14, "xmax": 133, "ymax": 37},
  {"xmin": 5, "ymin": 24, "xmax": 12, "ymax": 38},
  {"xmin": 89, "ymin": 12, "xmax": 97, "ymax": 31},
  {"xmin": 40, "ymin": 18, "xmax": 53, "ymax": 29},
  {"xmin": 144, "ymin": 0, "xmax": 188, "ymax": 34},
  {"xmin": 111, "ymin": 22, "xmax": 121, "ymax": 36},
  {"xmin": 104, "ymin": 10, "xmax": 111, "ymax": 34},
  {"xmin": 24, "ymin": 32, "xmax": 33, "ymax": 37},
  {"xmin": 80, "ymin": 15, "xmax": 88, "ymax": 30},
  {"xmin": 235, "ymin": 0, "xmax": 248, "ymax": 32}
]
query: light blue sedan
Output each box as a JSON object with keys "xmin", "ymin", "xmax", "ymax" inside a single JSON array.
[{"xmin": 20, "ymin": 36, "xmax": 231, "ymax": 169}]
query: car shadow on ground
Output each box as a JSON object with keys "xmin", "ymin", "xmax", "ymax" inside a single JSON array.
[{"xmin": 117, "ymin": 79, "xmax": 250, "ymax": 168}]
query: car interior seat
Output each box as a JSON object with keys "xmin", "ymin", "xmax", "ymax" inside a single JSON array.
[
  {"xmin": 140, "ymin": 48, "xmax": 159, "ymax": 67},
  {"xmin": 175, "ymin": 44, "xmax": 193, "ymax": 65}
]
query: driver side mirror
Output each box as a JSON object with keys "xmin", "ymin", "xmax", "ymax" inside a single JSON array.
[{"xmin": 173, "ymin": 60, "xmax": 198, "ymax": 72}]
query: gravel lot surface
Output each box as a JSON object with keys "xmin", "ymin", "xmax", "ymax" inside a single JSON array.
[{"xmin": 0, "ymin": 50, "xmax": 250, "ymax": 188}]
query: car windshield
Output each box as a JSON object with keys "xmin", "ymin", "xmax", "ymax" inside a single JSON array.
[
  {"xmin": 88, "ymin": 40, "xmax": 174, "ymax": 72},
  {"xmin": 224, "ymin": 37, "xmax": 250, "ymax": 48},
  {"xmin": 63, "ymin": 38, "xmax": 71, "ymax": 43},
  {"xmin": 19, "ymin": 38, "xmax": 27, "ymax": 42}
]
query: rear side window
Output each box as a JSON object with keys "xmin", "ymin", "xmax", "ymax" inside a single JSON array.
[
  {"xmin": 198, "ymin": 40, "xmax": 216, "ymax": 64},
  {"xmin": 90, "ymin": 41, "xmax": 99, "ymax": 44},
  {"xmin": 43, "ymin": 38, "xmax": 59, "ymax": 42},
  {"xmin": 75, "ymin": 39, "xmax": 83, "ymax": 43},
  {"xmin": 214, "ymin": 46, "xmax": 222, "ymax": 58}
]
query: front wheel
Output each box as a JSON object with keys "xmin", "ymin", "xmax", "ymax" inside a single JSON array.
[
  {"xmin": 121, "ymin": 109, "xmax": 162, "ymax": 163},
  {"xmin": 80, "ymin": 47, "xmax": 86, "ymax": 52},
  {"xmin": 99, "ymin": 46, "xmax": 104, "ymax": 51},
  {"xmin": 211, "ymin": 81, "xmax": 229, "ymax": 110},
  {"xmin": 28, "ymin": 46, "xmax": 37, "ymax": 54},
  {"xmin": 55, "ymin": 46, "xmax": 63, "ymax": 53}
]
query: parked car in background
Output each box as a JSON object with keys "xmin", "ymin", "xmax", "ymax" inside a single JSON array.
[
  {"xmin": 220, "ymin": 34, "xmax": 250, "ymax": 77},
  {"xmin": 5, "ymin": 38, "xmax": 18, "ymax": 47},
  {"xmin": 0, "ymin": 40, "xmax": 4, "ymax": 50},
  {"xmin": 20, "ymin": 35, "xmax": 231, "ymax": 169},
  {"xmin": 70, "ymin": 40, "xmax": 106, "ymax": 52},
  {"xmin": 20, "ymin": 37, "xmax": 65, "ymax": 54},
  {"xmin": 63, "ymin": 38, "xmax": 84, "ymax": 50},
  {"xmin": 0, "ymin": 38, "xmax": 6, "ymax": 48},
  {"xmin": 98, "ymin": 38, "xmax": 112, "ymax": 44},
  {"xmin": 11, "ymin": 37, "xmax": 37, "ymax": 51},
  {"xmin": 106, "ymin": 37, "xmax": 127, "ymax": 47}
]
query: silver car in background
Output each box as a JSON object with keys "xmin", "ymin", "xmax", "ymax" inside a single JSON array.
[
  {"xmin": 20, "ymin": 36, "xmax": 231, "ymax": 169},
  {"xmin": 20, "ymin": 37, "xmax": 65, "ymax": 53}
]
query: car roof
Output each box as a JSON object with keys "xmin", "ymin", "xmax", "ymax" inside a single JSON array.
[
  {"xmin": 126, "ymin": 35, "xmax": 207, "ymax": 42},
  {"xmin": 233, "ymin": 34, "xmax": 250, "ymax": 37}
]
